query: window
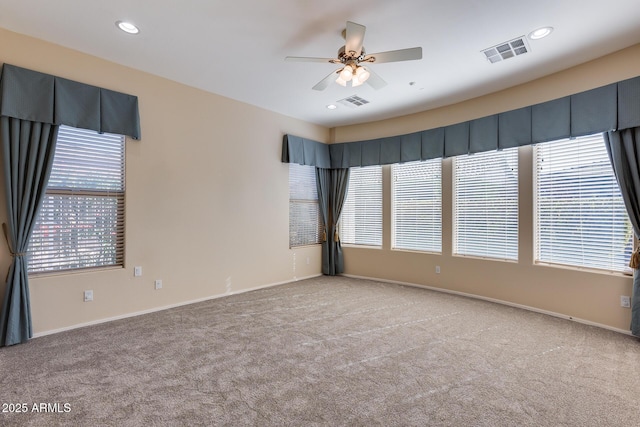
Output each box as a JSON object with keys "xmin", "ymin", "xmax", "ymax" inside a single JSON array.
[
  {"xmin": 289, "ymin": 163, "xmax": 323, "ymax": 247},
  {"xmin": 392, "ymin": 159, "xmax": 442, "ymax": 252},
  {"xmin": 28, "ymin": 125, "xmax": 125, "ymax": 273},
  {"xmin": 453, "ymin": 147, "xmax": 519, "ymax": 260},
  {"xmin": 534, "ymin": 134, "xmax": 631, "ymax": 272},
  {"xmin": 340, "ymin": 166, "xmax": 382, "ymax": 247}
]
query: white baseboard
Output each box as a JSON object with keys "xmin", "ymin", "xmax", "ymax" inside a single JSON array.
[
  {"xmin": 33, "ymin": 273, "xmax": 322, "ymax": 339},
  {"xmin": 342, "ymin": 274, "xmax": 633, "ymax": 336}
]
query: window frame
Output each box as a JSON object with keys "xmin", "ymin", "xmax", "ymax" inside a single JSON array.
[
  {"xmin": 533, "ymin": 134, "xmax": 632, "ymax": 274},
  {"xmin": 340, "ymin": 165, "xmax": 383, "ymax": 248},
  {"xmin": 452, "ymin": 147, "xmax": 519, "ymax": 262},
  {"xmin": 391, "ymin": 159, "xmax": 442, "ymax": 254},
  {"xmin": 28, "ymin": 125, "xmax": 126, "ymax": 275},
  {"xmin": 288, "ymin": 163, "xmax": 323, "ymax": 248}
]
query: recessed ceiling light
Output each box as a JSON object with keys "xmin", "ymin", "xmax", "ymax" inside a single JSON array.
[
  {"xmin": 326, "ymin": 104, "xmax": 337, "ymax": 110},
  {"xmin": 116, "ymin": 21, "xmax": 140, "ymax": 35},
  {"xmin": 528, "ymin": 27, "xmax": 553, "ymax": 40}
]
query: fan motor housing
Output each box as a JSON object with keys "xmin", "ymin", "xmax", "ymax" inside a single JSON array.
[{"xmin": 338, "ymin": 46, "xmax": 366, "ymax": 62}]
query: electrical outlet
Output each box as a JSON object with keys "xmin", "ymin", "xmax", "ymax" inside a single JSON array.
[
  {"xmin": 435, "ymin": 265, "xmax": 441, "ymax": 274},
  {"xmin": 134, "ymin": 266, "xmax": 142, "ymax": 277},
  {"xmin": 84, "ymin": 290, "xmax": 93, "ymax": 302},
  {"xmin": 620, "ymin": 295, "xmax": 631, "ymax": 308},
  {"xmin": 155, "ymin": 279, "xmax": 163, "ymax": 290}
]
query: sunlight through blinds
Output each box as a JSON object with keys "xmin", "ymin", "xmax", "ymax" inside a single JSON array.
[
  {"xmin": 340, "ymin": 166, "xmax": 382, "ymax": 247},
  {"xmin": 392, "ymin": 159, "xmax": 442, "ymax": 252},
  {"xmin": 534, "ymin": 134, "xmax": 631, "ymax": 272},
  {"xmin": 454, "ymin": 148, "xmax": 518, "ymax": 260},
  {"xmin": 289, "ymin": 163, "xmax": 323, "ymax": 247},
  {"xmin": 28, "ymin": 125, "xmax": 125, "ymax": 273}
]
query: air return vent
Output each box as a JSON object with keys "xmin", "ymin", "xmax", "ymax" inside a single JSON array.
[
  {"xmin": 337, "ymin": 95, "xmax": 370, "ymax": 108},
  {"xmin": 482, "ymin": 36, "xmax": 529, "ymax": 63}
]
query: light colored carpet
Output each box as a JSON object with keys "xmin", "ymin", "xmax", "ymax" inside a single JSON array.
[{"xmin": 1, "ymin": 275, "xmax": 639, "ymax": 426}]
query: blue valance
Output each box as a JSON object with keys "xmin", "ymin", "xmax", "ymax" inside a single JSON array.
[
  {"xmin": 0, "ymin": 64, "xmax": 141, "ymax": 140},
  {"xmin": 283, "ymin": 75, "xmax": 640, "ymax": 168},
  {"xmin": 281, "ymin": 134, "xmax": 331, "ymax": 167}
]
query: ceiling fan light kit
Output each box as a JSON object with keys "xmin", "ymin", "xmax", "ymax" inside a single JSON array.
[
  {"xmin": 285, "ymin": 21, "xmax": 422, "ymax": 91},
  {"xmin": 353, "ymin": 66, "xmax": 370, "ymax": 86},
  {"xmin": 335, "ymin": 63, "xmax": 370, "ymax": 87},
  {"xmin": 336, "ymin": 65, "xmax": 353, "ymax": 86}
]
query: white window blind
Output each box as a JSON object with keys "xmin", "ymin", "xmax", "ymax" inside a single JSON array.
[
  {"xmin": 289, "ymin": 163, "xmax": 323, "ymax": 247},
  {"xmin": 453, "ymin": 147, "xmax": 518, "ymax": 260},
  {"xmin": 340, "ymin": 166, "xmax": 382, "ymax": 247},
  {"xmin": 28, "ymin": 125, "xmax": 125, "ymax": 273},
  {"xmin": 392, "ymin": 159, "xmax": 442, "ymax": 252},
  {"xmin": 534, "ymin": 134, "xmax": 631, "ymax": 272}
]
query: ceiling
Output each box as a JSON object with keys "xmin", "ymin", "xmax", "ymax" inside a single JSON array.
[{"xmin": 0, "ymin": 0, "xmax": 639, "ymax": 128}]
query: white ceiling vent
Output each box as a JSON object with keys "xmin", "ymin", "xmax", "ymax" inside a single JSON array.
[
  {"xmin": 337, "ymin": 95, "xmax": 370, "ymax": 108},
  {"xmin": 482, "ymin": 36, "xmax": 530, "ymax": 63}
]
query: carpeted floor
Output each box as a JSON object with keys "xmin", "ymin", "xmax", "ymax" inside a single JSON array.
[{"xmin": 1, "ymin": 276, "xmax": 639, "ymax": 426}]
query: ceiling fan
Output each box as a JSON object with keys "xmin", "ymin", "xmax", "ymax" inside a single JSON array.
[{"xmin": 285, "ymin": 21, "xmax": 423, "ymax": 91}]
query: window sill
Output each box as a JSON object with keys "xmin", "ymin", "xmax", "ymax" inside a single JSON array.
[
  {"xmin": 289, "ymin": 243, "xmax": 322, "ymax": 249},
  {"xmin": 342, "ymin": 244, "xmax": 383, "ymax": 250},
  {"xmin": 392, "ymin": 248, "xmax": 442, "ymax": 256},
  {"xmin": 29, "ymin": 265, "xmax": 124, "ymax": 279},
  {"xmin": 452, "ymin": 254, "xmax": 519, "ymax": 263},
  {"xmin": 534, "ymin": 261, "xmax": 633, "ymax": 278}
]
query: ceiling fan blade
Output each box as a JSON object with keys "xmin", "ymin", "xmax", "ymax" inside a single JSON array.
[
  {"xmin": 285, "ymin": 56, "xmax": 339, "ymax": 63},
  {"xmin": 345, "ymin": 21, "xmax": 366, "ymax": 57},
  {"xmin": 312, "ymin": 70, "xmax": 340, "ymax": 91},
  {"xmin": 365, "ymin": 47, "xmax": 423, "ymax": 64},
  {"xmin": 363, "ymin": 67, "xmax": 387, "ymax": 90}
]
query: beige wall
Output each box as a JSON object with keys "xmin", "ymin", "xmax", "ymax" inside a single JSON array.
[
  {"xmin": 334, "ymin": 44, "xmax": 640, "ymax": 332},
  {"xmin": 0, "ymin": 28, "xmax": 327, "ymax": 335}
]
